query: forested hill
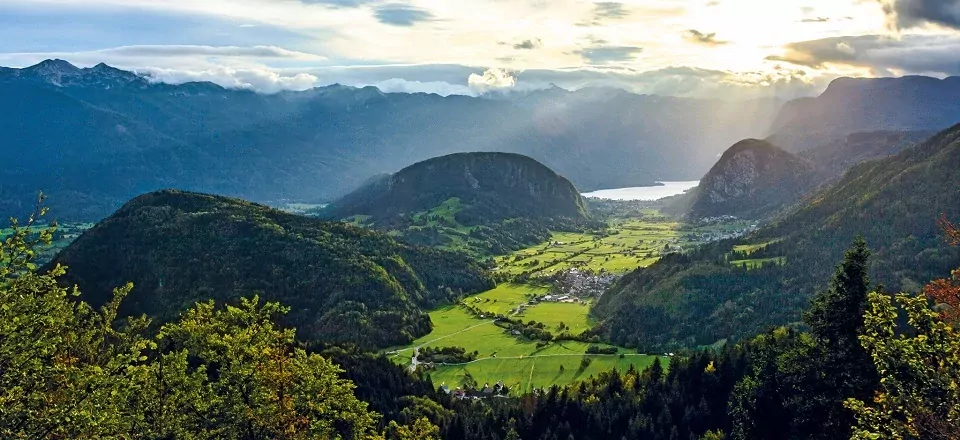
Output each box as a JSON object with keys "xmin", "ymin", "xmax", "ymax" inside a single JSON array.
[
  {"xmin": 595, "ymin": 124, "xmax": 960, "ymax": 350},
  {"xmin": 325, "ymin": 152, "xmax": 589, "ymax": 226},
  {"xmin": 48, "ymin": 190, "xmax": 495, "ymax": 349},
  {"xmin": 688, "ymin": 139, "xmax": 819, "ymax": 219}
]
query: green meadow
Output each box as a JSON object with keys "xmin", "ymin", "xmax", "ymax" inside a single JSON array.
[
  {"xmin": 388, "ymin": 212, "xmax": 752, "ymax": 391},
  {"xmin": 390, "ymin": 285, "xmax": 658, "ymax": 391},
  {"xmin": 494, "ymin": 219, "xmax": 685, "ymax": 277},
  {"xmin": 730, "ymin": 257, "xmax": 787, "ymax": 269}
]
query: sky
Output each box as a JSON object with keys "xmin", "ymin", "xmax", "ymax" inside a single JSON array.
[{"xmin": 2, "ymin": 0, "xmax": 960, "ymax": 98}]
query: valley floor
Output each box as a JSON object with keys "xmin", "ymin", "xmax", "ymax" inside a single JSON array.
[{"xmin": 390, "ymin": 213, "xmax": 754, "ymax": 393}]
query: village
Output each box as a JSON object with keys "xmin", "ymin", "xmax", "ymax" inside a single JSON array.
[{"xmin": 439, "ymin": 381, "xmax": 510, "ymax": 400}]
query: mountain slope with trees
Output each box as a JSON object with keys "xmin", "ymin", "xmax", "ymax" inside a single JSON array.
[
  {"xmin": 687, "ymin": 139, "xmax": 820, "ymax": 219},
  {"xmin": 4, "ymin": 167, "xmax": 958, "ymax": 440},
  {"xmin": 48, "ymin": 190, "xmax": 494, "ymax": 349},
  {"xmin": 595, "ymin": 123, "xmax": 960, "ymax": 350},
  {"xmin": 322, "ymin": 152, "xmax": 594, "ymax": 255},
  {"xmin": 325, "ymin": 152, "xmax": 589, "ymax": 225}
]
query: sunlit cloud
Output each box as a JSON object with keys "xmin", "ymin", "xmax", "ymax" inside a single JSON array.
[
  {"xmin": 0, "ymin": 0, "xmax": 956, "ymax": 97},
  {"xmin": 684, "ymin": 30, "xmax": 728, "ymax": 46},
  {"xmin": 767, "ymin": 34, "xmax": 960, "ymax": 76},
  {"xmin": 467, "ymin": 67, "xmax": 517, "ymax": 92}
]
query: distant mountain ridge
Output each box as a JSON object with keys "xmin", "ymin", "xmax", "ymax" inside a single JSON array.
[
  {"xmin": 769, "ymin": 75, "xmax": 960, "ymax": 151},
  {"xmin": 1, "ymin": 59, "xmax": 780, "ymax": 221},
  {"xmin": 49, "ymin": 190, "xmax": 495, "ymax": 349}
]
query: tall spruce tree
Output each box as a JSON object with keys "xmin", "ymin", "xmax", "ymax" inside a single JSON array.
[
  {"xmin": 791, "ymin": 237, "xmax": 879, "ymax": 439},
  {"xmin": 731, "ymin": 238, "xmax": 879, "ymax": 440}
]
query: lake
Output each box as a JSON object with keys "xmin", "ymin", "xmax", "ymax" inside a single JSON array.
[{"xmin": 582, "ymin": 181, "xmax": 700, "ymax": 201}]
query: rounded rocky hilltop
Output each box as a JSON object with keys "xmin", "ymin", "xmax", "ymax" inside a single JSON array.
[{"xmin": 325, "ymin": 152, "xmax": 589, "ymax": 226}]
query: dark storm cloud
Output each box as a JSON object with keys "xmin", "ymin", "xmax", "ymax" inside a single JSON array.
[
  {"xmin": 373, "ymin": 4, "xmax": 436, "ymax": 26},
  {"xmin": 684, "ymin": 30, "xmax": 728, "ymax": 46},
  {"xmin": 767, "ymin": 34, "xmax": 960, "ymax": 75},
  {"xmin": 879, "ymin": 0, "xmax": 960, "ymax": 29}
]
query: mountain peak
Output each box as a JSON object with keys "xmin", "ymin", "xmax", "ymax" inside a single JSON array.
[
  {"xmin": 30, "ymin": 58, "xmax": 80, "ymax": 72},
  {"xmin": 91, "ymin": 62, "xmax": 113, "ymax": 71},
  {"xmin": 325, "ymin": 152, "xmax": 589, "ymax": 226},
  {"xmin": 688, "ymin": 139, "xmax": 818, "ymax": 219},
  {"xmin": 22, "ymin": 59, "xmax": 82, "ymax": 84}
]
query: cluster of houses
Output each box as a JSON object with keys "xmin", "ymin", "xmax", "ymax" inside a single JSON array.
[
  {"xmin": 552, "ymin": 268, "xmax": 619, "ymax": 299},
  {"xmin": 538, "ymin": 294, "xmax": 579, "ymax": 303},
  {"xmin": 440, "ymin": 381, "xmax": 508, "ymax": 400},
  {"xmin": 689, "ymin": 226, "xmax": 758, "ymax": 243}
]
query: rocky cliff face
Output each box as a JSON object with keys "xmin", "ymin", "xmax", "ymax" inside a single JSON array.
[{"xmin": 689, "ymin": 139, "xmax": 819, "ymax": 219}]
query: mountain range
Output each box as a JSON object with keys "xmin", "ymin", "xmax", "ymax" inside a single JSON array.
[
  {"xmin": 768, "ymin": 76, "xmax": 960, "ymax": 151},
  {"xmin": 3, "ymin": 59, "xmax": 781, "ymax": 221}
]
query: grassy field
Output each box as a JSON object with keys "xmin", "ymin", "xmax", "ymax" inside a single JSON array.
[
  {"xmin": 390, "ymin": 285, "xmax": 658, "ymax": 391},
  {"xmin": 729, "ymin": 257, "xmax": 787, "ymax": 269},
  {"xmin": 1, "ymin": 222, "xmax": 94, "ymax": 265},
  {"xmin": 732, "ymin": 240, "xmax": 780, "ymax": 256},
  {"xmin": 387, "ymin": 211, "xmax": 754, "ymax": 391},
  {"xmin": 493, "ymin": 217, "xmax": 723, "ymax": 277},
  {"xmin": 429, "ymin": 353, "xmax": 655, "ymax": 394},
  {"xmin": 465, "ymin": 283, "xmax": 550, "ymax": 316}
]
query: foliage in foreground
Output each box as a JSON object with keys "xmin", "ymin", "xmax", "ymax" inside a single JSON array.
[
  {"xmin": 846, "ymin": 215, "xmax": 960, "ymax": 440},
  {"xmin": 0, "ymin": 208, "xmax": 436, "ymax": 440}
]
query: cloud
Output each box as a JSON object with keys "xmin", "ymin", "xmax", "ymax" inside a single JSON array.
[
  {"xmin": 767, "ymin": 34, "xmax": 960, "ymax": 75},
  {"xmin": 877, "ymin": 0, "xmax": 960, "ymax": 30},
  {"xmin": 467, "ymin": 68, "xmax": 517, "ymax": 92},
  {"xmin": 141, "ymin": 66, "xmax": 319, "ymax": 93},
  {"xmin": 507, "ymin": 65, "xmax": 821, "ymax": 99},
  {"xmin": 373, "ymin": 3, "xmax": 436, "ymax": 26},
  {"xmin": 574, "ymin": 46, "xmax": 644, "ymax": 64},
  {"xmin": 513, "ymin": 39, "xmax": 543, "ymax": 50},
  {"xmin": 95, "ymin": 45, "xmax": 325, "ymax": 60},
  {"xmin": 684, "ymin": 30, "xmax": 728, "ymax": 46},
  {"xmin": 299, "ymin": 0, "xmax": 378, "ymax": 7},
  {"xmin": 577, "ymin": 2, "xmax": 635, "ymax": 26},
  {"xmin": 0, "ymin": 45, "xmax": 327, "ymax": 73},
  {"xmin": 594, "ymin": 2, "xmax": 630, "ymax": 19},
  {"xmin": 372, "ymin": 78, "xmax": 474, "ymax": 96}
]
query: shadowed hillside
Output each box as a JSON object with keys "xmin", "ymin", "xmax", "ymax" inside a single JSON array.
[
  {"xmin": 596, "ymin": 123, "xmax": 960, "ymax": 350},
  {"xmin": 49, "ymin": 190, "xmax": 495, "ymax": 349}
]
